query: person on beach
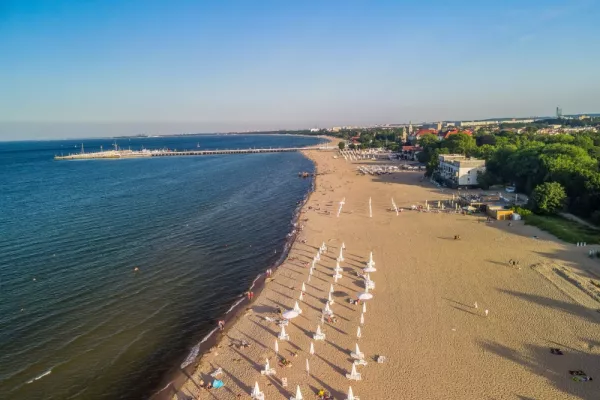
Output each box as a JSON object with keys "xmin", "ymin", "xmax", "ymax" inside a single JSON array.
[{"xmin": 218, "ymin": 320, "xmax": 225, "ymax": 331}]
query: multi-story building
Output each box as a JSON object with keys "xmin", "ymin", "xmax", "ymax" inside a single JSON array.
[
  {"xmin": 458, "ymin": 120, "xmax": 499, "ymax": 127},
  {"xmin": 437, "ymin": 154, "xmax": 486, "ymax": 187}
]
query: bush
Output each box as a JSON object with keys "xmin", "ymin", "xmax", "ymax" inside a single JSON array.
[
  {"xmin": 528, "ymin": 182, "xmax": 566, "ymax": 215},
  {"xmin": 512, "ymin": 206, "xmax": 532, "ymax": 217},
  {"xmin": 338, "ymin": 141, "xmax": 346, "ymax": 150}
]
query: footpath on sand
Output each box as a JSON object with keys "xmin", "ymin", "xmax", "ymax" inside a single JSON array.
[{"xmin": 176, "ymin": 147, "xmax": 600, "ymax": 400}]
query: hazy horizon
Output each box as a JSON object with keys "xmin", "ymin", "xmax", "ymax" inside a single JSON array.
[{"xmin": 2, "ymin": 0, "xmax": 600, "ymax": 140}]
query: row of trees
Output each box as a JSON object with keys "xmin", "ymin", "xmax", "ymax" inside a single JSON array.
[{"xmin": 416, "ymin": 130, "xmax": 600, "ymax": 221}]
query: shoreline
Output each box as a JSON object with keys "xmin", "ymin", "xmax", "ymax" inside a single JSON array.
[
  {"xmin": 168, "ymin": 141, "xmax": 600, "ymax": 400},
  {"xmin": 149, "ymin": 139, "xmax": 335, "ymax": 400}
]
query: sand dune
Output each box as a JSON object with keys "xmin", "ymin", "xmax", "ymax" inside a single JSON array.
[{"xmin": 176, "ymin": 147, "xmax": 600, "ymax": 400}]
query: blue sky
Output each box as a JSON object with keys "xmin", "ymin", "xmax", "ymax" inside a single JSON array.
[{"xmin": 1, "ymin": 0, "xmax": 599, "ymax": 139}]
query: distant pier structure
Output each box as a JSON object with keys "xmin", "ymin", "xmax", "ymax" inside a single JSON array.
[{"xmin": 54, "ymin": 145, "xmax": 333, "ymax": 160}]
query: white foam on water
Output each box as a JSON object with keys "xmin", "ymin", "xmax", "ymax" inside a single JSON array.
[
  {"xmin": 200, "ymin": 327, "xmax": 219, "ymax": 344},
  {"xmin": 26, "ymin": 368, "xmax": 52, "ymax": 384}
]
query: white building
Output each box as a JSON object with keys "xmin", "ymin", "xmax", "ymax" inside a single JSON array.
[
  {"xmin": 501, "ymin": 119, "xmax": 535, "ymax": 124},
  {"xmin": 458, "ymin": 120, "xmax": 499, "ymax": 127},
  {"xmin": 437, "ymin": 154, "xmax": 486, "ymax": 187}
]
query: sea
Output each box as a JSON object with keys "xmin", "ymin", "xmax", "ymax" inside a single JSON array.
[{"xmin": 0, "ymin": 134, "xmax": 325, "ymax": 399}]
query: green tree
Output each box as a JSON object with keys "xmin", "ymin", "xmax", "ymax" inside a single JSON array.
[
  {"xmin": 418, "ymin": 133, "xmax": 439, "ymax": 148},
  {"xmin": 338, "ymin": 141, "xmax": 345, "ymax": 150},
  {"xmin": 529, "ymin": 182, "xmax": 566, "ymax": 215},
  {"xmin": 424, "ymin": 148, "xmax": 448, "ymax": 177},
  {"xmin": 443, "ymin": 133, "xmax": 476, "ymax": 155}
]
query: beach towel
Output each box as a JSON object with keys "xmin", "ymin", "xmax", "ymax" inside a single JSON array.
[{"xmin": 212, "ymin": 379, "xmax": 224, "ymax": 389}]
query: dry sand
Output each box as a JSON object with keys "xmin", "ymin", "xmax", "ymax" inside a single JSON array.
[{"xmin": 176, "ymin": 147, "xmax": 600, "ymax": 400}]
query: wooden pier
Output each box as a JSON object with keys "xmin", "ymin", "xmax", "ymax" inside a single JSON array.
[{"xmin": 54, "ymin": 146, "xmax": 332, "ymax": 160}]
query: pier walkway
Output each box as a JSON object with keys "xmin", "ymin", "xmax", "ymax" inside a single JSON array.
[{"xmin": 54, "ymin": 146, "xmax": 333, "ymax": 160}]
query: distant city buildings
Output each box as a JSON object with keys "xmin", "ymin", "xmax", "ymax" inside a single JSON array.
[{"xmin": 458, "ymin": 120, "xmax": 498, "ymax": 127}]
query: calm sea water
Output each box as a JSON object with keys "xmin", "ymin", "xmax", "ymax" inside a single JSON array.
[{"xmin": 0, "ymin": 134, "xmax": 324, "ymax": 399}]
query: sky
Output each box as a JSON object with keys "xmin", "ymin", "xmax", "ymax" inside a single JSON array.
[{"xmin": 1, "ymin": 0, "xmax": 600, "ymax": 139}]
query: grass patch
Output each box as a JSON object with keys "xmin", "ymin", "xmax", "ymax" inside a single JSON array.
[{"xmin": 524, "ymin": 214, "xmax": 600, "ymax": 244}]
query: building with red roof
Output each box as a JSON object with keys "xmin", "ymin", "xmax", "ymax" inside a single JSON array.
[{"xmin": 438, "ymin": 129, "xmax": 473, "ymax": 140}]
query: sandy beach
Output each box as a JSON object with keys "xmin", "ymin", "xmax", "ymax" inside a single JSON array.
[{"xmin": 175, "ymin": 144, "xmax": 600, "ymax": 400}]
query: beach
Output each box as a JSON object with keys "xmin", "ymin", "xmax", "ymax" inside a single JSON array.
[{"xmin": 175, "ymin": 144, "xmax": 600, "ymax": 400}]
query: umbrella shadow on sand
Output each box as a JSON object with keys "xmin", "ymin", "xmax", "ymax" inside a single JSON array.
[
  {"xmin": 315, "ymin": 353, "xmax": 346, "ymax": 376},
  {"xmin": 478, "ymin": 339, "xmax": 600, "ymax": 399}
]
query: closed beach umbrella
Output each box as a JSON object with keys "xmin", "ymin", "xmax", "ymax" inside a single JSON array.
[
  {"xmin": 283, "ymin": 310, "xmax": 299, "ymax": 320},
  {"xmin": 347, "ymin": 387, "xmax": 355, "ymax": 400},
  {"xmin": 275, "ymin": 339, "xmax": 279, "ymax": 354}
]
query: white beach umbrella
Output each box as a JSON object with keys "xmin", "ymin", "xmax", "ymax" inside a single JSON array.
[
  {"xmin": 342, "ymin": 242, "xmax": 346, "ymax": 249},
  {"xmin": 349, "ymin": 363, "xmax": 359, "ymax": 378},
  {"xmin": 346, "ymin": 387, "xmax": 355, "ymax": 400},
  {"xmin": 309, "ymin": 342, "xmax": 315, "ymax": 355},
  {"xmin": 329, "ymin": 283, "xmax": 334, "ymax": 293},
  {"xmin": 306, "ymin": 358, "xmax": 310, "ymax": 375},
  {"xmin": 275, "ymin": 339, "xmax": 279, "ymax": 354},
  {"xmin": 290, "ymin": 385, "xmax": 303, "ymax": 400},
  {"xmin": 299, "ymin": 291, "xmax": 304, "ymax": 301},
  {"xmin": 362, "ymin": 302, "xmax": 367, "ymax": 313},
  {"xmin": 301, "ymin": 282, "xmax": 306, "ymax": 292},
  {"xmin": 360, "ymin": 313, "xmax": 364, "ymax": 325},
  {"xmin": 357, "ymin": 326, "xmax": 361, "ymax": 339},
  {"xmin": 363, "ymin": 266, "xmax": 376, "ymax": 273},
  {"xmin": 368, "ymin": 251, "xmax": 375, "ymax": 266},
  {"xmin": 293, "ymin": 301, "xmax": 303, "ymax": 314},
  {"xmin": 264, "ymin": 358, "xmax": 271, "ymax": 371},
  {"xmin": 328, "ymin": 292, "xmax": 334, "ymax": 304},
  {"xmin": 358, "ymin": 292, "xmax": 373, "ymax": 301},
  {"xmin": 323, "ymin": 302, "xmax": 332, "ymax": 314},
  {"xmin": 252, "ymin": 382, "xmax": 263, "ymax": 398},
  {"xmin": 282, "ymin": 310, "xmax": 299, "ymax": 320},
  {"xmin": 316, "ymin": 325, "xmax": 323, "ymax": 336}
]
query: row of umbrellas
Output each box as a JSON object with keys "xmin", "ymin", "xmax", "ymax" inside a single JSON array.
[{"xmin": 252, "ymin": 242, "xmax": 376, "ymax": 400}]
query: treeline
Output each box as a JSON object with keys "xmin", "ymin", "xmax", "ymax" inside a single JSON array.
[
  {"xmin": 417, "ymin": 130, "xmax": 600, "ymax": 223},
  {"xmin": 329, "ymin": 128, "xmax": 404, "ymax": 151}
]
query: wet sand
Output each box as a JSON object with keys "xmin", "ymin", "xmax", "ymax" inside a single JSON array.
[{"xmin": 176, "ymin": 147, "xmax": 600, "ymax": 400}]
